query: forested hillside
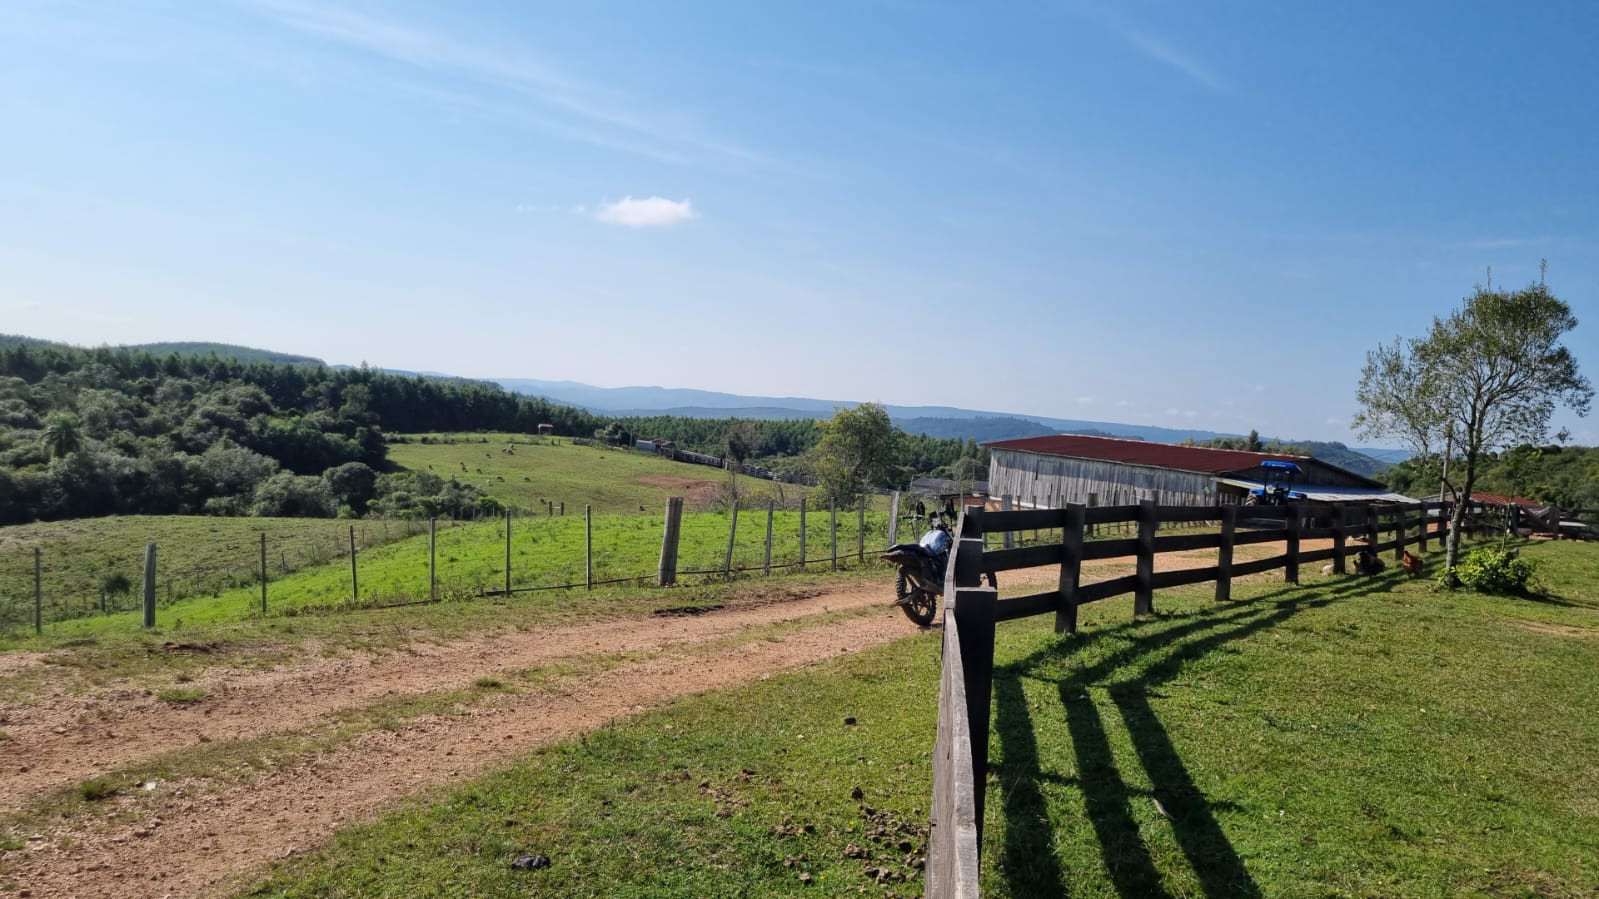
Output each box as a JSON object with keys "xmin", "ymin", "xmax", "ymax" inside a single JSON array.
[
  {"xmin": 0, "ymin": 343, "xmax": 604, "ymax": 525},
  {"xmin": 1381, "ymin": 444, "xmax": 1599, "ymax": 510}
]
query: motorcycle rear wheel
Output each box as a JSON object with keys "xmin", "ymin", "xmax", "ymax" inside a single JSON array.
[{"xmin": 894, "ymin": 568, "xmax": 938, "ymax": 626}]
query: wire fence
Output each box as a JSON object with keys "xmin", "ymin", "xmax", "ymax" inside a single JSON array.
[{"xmin": 2, "ymin": 494, "xmax": 919, "ymax": 636}]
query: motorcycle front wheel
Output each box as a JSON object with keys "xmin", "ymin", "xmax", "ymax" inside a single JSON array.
[{"xmin": 894, "ymin": 568, "xmax": 938, "ymax": 626}]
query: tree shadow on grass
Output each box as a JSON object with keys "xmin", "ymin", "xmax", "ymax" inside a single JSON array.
[{"xmin": 990, "ymin": 574, "xmax": 1401, "ymax": 897}]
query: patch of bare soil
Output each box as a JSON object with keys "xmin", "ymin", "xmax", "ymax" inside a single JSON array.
[
  {"xmin": 1510, "ymin": 619, "xmax": 1599, "ymax": 638},
  {"xmin": 634, "ymin": 474, "xmax": 723, "ymax": 505},
  {"xmin": 3, "ymin": 580, "xmax": 930, "ymax": 899}
]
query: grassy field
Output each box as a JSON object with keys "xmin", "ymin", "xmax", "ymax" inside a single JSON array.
[
  {"xmin": 239, "ymin": 539, "xmax": 1599, "ymax": 897},
  {"xmin": 1, "ymin": 502, "xmax": 896, "ymax": 645},
  {"xmin": 386, "ymin": 433, "xmax": 812, "ymax": 514}
]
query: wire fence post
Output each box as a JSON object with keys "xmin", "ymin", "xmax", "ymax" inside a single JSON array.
[
  {"xmin": 504, "ymin": 509, "xmax": 513, "ymax": 596},
  {"xmin": 585, "ymin": 504, "xmax": 593, "ymax": 590},
  {"xmin": 142, "ymin": 542, "xmax": 156, "ymax": 629},
  {"xmin": 764, "ymin": 501, "xmax": 774, "ymax": 575},
  {"xmin": 857, "ymin": 497, "xmax": 865, "ymax": 563},
  {"xmin": 429, "ymin": 517, "xmax": 437, "ymax": 600},
  {"xmin": 34, "ymin": 547, "xmax": 42, "ymax": 635},
  {"xmin": 659, "ymin": 497, "xmax": 683, "ymax": 586},
  {"xmin": 887, "ymin": 490, "xmax": 900, "ymax": 547},
  {"xmin": 799, "ymin": 498, "xmax": 807, "ymax": 571},
  {"xmin": 259, "ymin": 532, "xmax": 268, "ymax": 615},
  {"xmin": 830, "ymin": 497, "xmax": 838, "ymax": 571},
  {"xmin": 348, "ymin": 526, "xmax": 358, "ymax": 602},
  {"xmin": 724, "ymin": 500, "xmax": 739, "ymax": 577}
]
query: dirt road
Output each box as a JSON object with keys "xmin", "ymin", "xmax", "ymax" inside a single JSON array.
[{"xmin": 2, "ymin": 579, "xmax": 932, "ymax": 898}]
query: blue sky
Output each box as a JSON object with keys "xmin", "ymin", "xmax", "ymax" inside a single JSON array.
[{"xmin": 3, "ymin": 1, "xmax": 1597, "ymax": 445}]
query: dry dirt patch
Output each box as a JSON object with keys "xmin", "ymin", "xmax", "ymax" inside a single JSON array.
[
  {"xmin": 1509, "ymin": 619, "xmax": 1599, "ymax": 638},
  {"xmin": 634, "ymin": 474, "xmax": 723, "ymax": 504}
]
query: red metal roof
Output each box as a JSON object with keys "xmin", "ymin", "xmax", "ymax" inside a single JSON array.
[{"xmin": 983, "ymin": 434, "xmax": 1309, "ymax": 474}]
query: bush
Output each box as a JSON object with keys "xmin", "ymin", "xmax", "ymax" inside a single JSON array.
[{"xmin": 1451, "ymin": 547, "xmax": 1537, "ymax": 594}]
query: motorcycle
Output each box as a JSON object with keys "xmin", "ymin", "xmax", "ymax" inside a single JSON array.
[{"xmin": 881, "ymin": 514, "xmax": 994, "ymax": 626}]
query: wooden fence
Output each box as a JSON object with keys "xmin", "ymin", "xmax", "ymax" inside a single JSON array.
[{"xmin": 925, "ymin": 498, "xmax": 1478, "ymax": 898}]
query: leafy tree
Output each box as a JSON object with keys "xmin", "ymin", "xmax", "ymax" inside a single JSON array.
[
  {"xmin": 809, "ymin": 403, "xmax": 901, "ymax": 505},
  {"xmin": 251, "ymin": 472, "xmax": 336, "ymax": 518},
  {"xmin": 41, "ymin": 411, "xmax": 83, "ymax": 460},
  {"xmin": 1355, "ymin": 274, "xmax": 1592, "ymax": 580},
  {"xmin": 323, "ymin": 461, "xmax": 378, "ymax": 516}
]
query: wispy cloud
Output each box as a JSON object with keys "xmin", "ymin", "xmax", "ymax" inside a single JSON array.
[
  {"xmin": 593, "ymin": 196, "xmax": 696, "ymax": 228},
  {"xmin": 241, "ymin": 0, "xmax": 761, "ymax": 164},
  {"xmin": 1455, "ymin": 236, "xmax": 1554, "ymax": 250},
  {"xmin": 1077, "ymin": 396, "xmax": 1095, "ymax": 404},
  {"xmin": 1121, "ymin": 29, "xmax": 1225, "ymax": 90}
]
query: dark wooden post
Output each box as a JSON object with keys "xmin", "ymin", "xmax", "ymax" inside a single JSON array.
[
  {"xmin": 585, "ymin": 504, "xmax": 593, "ymax": 590},
  {"xmin": 1216, "ymin": 505, "xmax": 1237, "ymax": 602},
  {"xmin": 260, "ymin": 533, "xmax": 268, "ymax": 614},
  {"xmin": 348, "ymin": 526, "xmax": 358, "ymax": 602},
  {"xmin": 1087, "ymin": 492, "xmax": 1098, "ymax": 537},
  {"xmin": 1418, "ymin": 503, "xmax": 1429, "ymax": 552},
  {"xmin": 947, "ymin": 510, "xmax": 995, "ymax": 848},
  {"xmin": 504, "ymin": 510, "xmax": 513, "ymax": 595},
  {"xmin": 34, "ymin": 547, "xmax": 42, "ymax": 635},
  {"xmin": 429, "ymin": 517, "xmax": 437, "ymax": 600},
  {"xmin": 1393, "ymin": 505, "xmax": 1407, "ymax": 562},
  {"xmin": 658, "ymin": 497, "xmax": 683, "ymax": 586},
  {"xmin": 1332, "ymin": 504, "xmax": 1348, "ymax": 574},
  {"xmin": 857, "ymin": 498, "xmax": 866, "ymax": 562},
  {"xmin": 798, "ymin": 498, "xmax": 807, "ymax": 571},
  {"xmin": 723, "ymin": 500, "xmax": 739, "ymax": 577},
  {"xmin": 1285, "ymin": 503, "xmax": 1301, "ymax": 585},
  {"xmin": 1058, "ymin": 504, "xmax": 1085, "ymax": 634},
  {"xmin": 142, "ymin": 542, "xmax": 156, "ymax": 629},
  {"xmin": 1135, "ymin": 499, "xmax": 1156, "ymax": 615},
  {"xmin": 1366, "ymin": 504, "xmax": 1380, "ymax": 553},
  {"xmin": 1001, "ymin": 495, "xmax": 1014, "ymax": 549}
]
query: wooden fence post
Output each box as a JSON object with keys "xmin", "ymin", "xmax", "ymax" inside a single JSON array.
[
  {"xmin": 1285, "ymin": 503, "xmax": 1301, "ymax": 585},
  {"xmin": 585, "ymin": 504, "xmax": 593, "ymax": 590},
  {"xmin": 1135, "ymin": 499, "xmax": 1156, "ymax": 616},
  {"xmin": 1087, "ymin": 492, "xmax": 1097, "ymax": 537},
  {"xmin": 1419, "ymin": 503, "xmax": 1429, "ymax": 552},
  {"xmin": 1058, "ymin": 504, "xmax": 1085, "ymax": 634},
  {"xmin": 1001, "ymin": 495, "xmax": 1014, "ymax": 549},
  {"xmin": 764, "ymin": 501, "xmax": 774, "ymax": 575},
  {"xmin": 830, "ymin": 498, "xmax": 838, "ymax": 571},
  {"xmin": 1332, "ymin": 504, "xmax": 1347, "ymax": 574},
  {"xmin": 1366, "ymin": 504, "xmax": 1380, "ymax": 552},
  {"xmin": 799, "ymin": 498, "xmax": 807, "ymax": 571},
  {"xmin": 260, "ymin": 533, "xmax": 268, "ymax": 614},
  {"xmin": 858, "ymin": 498, "xmax": 866, "ymax": 562},
  {"xmin": 34, "ymin": 547, "xmax": 42, "ymax": 635},
  {"xmin": 429, "ymin": 517, "xmax": 437, "ymax": 600},
  {"xmin": 142, "ymin": 542, "xmax": 156, "ymax": 629},
  {"xmin": 887, "ymin": 490, "xmax": 900, "ymax": 547},
  {"xmin": 505, "ymin": 510, "xmax": 513, "ymax": 595},
  {"xmin": 658, "ymin": 497, "xmax": 683, "ymax": 586},
  {"xmin": 1216, "ymin": 505, "xmax": 1237, "ymax": 602},
  {"xmin": 348, "ymin": 526, "xmax": 358, "ymax": 602},
  {"xmin": 724, "ymin": 500, "xmax": 739, "ymax": 577},
  {"xmin": 947, "ymin": 510, "xmax": 995, "ymax": 849}
]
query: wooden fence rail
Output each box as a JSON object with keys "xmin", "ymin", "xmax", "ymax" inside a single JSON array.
[{"xmin": 925, "ymin": 498, "xmax": 1479, "ymax": 898}]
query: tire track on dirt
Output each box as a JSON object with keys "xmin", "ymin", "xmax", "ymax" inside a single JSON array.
[{"xmin": 5, "ymin": 585, "xmax": 930, "ymax": 898}]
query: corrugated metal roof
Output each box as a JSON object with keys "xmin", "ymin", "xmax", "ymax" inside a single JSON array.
[
  {"xmin": 984, "ymin": 434, "xmax": 1309, "ymax": 475},
  {"xmin": 1418, "ymin": 492, "xmax": 1545, "ymax": 508},
  {"xmin": 1214, "ymin": 477, "xmax": 1418, "ymax": 504}
]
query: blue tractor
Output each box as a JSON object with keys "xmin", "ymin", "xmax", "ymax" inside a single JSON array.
[{"xmin": 1246, "ymin": 460, "xmax": 1306, "ymax": 506}]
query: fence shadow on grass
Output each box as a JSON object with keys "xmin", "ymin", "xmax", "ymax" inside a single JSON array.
[{"xmin": 991, "ymin": 573, "xmax": 1404, "ymax": 898}]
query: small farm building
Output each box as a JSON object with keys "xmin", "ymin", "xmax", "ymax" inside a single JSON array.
[
  {"xmin": 909, "ymin": 476, "xmax": 990, "ymax": 502},
  {"xmin": 536, "ymin": 423, "xmax": 556, "ymax": 436},
  {"xmin": 984, "ymin": 434, "xmax": 1412, "ymax": 509}
]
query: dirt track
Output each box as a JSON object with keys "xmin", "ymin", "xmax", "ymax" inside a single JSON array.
[{"xmin": 1, "ymin": 580, "xmax": 932, "ymax": 898}]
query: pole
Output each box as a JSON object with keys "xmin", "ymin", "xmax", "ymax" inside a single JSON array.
[
  {"xmin": 504, "ymin": 510, "xmax": 512, "ymax": 596},
  {"xmin": 764, "ymin": 501, "xmax": 774, "ymax": 575},
  {"xmin": 429, "ymin": 517, "xmax": 437, "ymax": 601},
  {"xmin": 585, "ymin": 504, "xmax": 593, "ymax": 590},
  {"xmin": 724, "ymin": 500, "xmax": 739, "ymax": 577},
  {"xmin": 142, "ymin": 543, "xmax": 156, "ymax": 629},
  {"xmin": 799, "ymin": 498, "xmax": 807, "ymax": 570},
  {"xmin": 260, "ymin": 533, "xmax": 268, "ymax": 615},
  {"xmin": 830, "ymin": 497, "xmax": 838, "ymax": 571},
  {"xmin": 887, "ymin": 490, "xmax": 900, "ymax": 547},
  {"xmin": 857, "ymin": 498, "xmax": 865, "ymax": 562},
  {"xmin": 658, "ymin": 497, "xmax": 683, "ymax": 586},
  {"xmin": 34, "ymin": 547, "xmax": 42, "ymax": 636},
  {"xmin": 348, "ymin": 526, "xmax": 358, "ymax": 602}
]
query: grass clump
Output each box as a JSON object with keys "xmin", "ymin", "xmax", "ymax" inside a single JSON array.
[
  {"xmin": 156, "ymin": 686, "xmax": 207, "ymax": 704},
  {"xmin": 77, "ymin": 778, "xmax": 118, "ymax": 802},
  {"xmin": 1450, "ymin": 546, "xmax": 1538, "ymax": 593}
]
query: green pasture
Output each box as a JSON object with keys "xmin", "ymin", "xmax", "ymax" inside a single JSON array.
[
  {"xmin": 2, "ymin": 503, "xmax": 896, "ymax": 643},
  {"xmin": 241, "ymin": 539, "xmax": 1599, "ymax": 897},
  {"xmin": 386, "ymin": 433, "xmax": 813, "ymax": 514}
]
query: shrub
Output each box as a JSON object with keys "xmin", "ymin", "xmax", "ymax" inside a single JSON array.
[{"xmin": 1451, "ymin": 547, "xmax": 1537, "ymax": 594}]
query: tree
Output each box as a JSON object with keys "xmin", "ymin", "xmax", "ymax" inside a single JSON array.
[
  {"xmin": 1355, "ymin": 274, "xmax": 1591, "ymax": 581},
  {"xmin": 809, "ymin": 403, "xmax": 901, "ymax": 505},
  {"xmin": 41, "ymin": 411, "xmax": 83, "ymax": 460}
]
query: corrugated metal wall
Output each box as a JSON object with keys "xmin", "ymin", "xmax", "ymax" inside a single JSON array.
[{"xmin": 987, "ymin": 450, "xmax": 1216, "ymax": 508}]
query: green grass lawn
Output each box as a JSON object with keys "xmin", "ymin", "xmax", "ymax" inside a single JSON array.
[
  {"xmin": 240, "ymin": 539, "xmax": 1599, "ymax": 898},
  {"xmin": 386, "ymin": 433, "xmax": 814, "ymax": 515}
]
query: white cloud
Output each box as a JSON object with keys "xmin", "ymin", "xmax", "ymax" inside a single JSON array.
[
  {"xmin": 1122, "ymin": 30, "xmax": 1225, "ymax": 90},
  {"xmin": 1077, "ymin": 396, "xmax": 1095, "ymax": 404},
  {"xmin": 593, "ymin": 196, "xmax": 696, "ymax": 228}
]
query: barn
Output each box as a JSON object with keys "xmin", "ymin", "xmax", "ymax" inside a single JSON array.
[{"xmin": 983, "ymin": 434, "xmax": 1410, "ymax": 509}]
